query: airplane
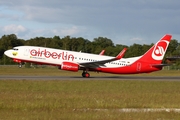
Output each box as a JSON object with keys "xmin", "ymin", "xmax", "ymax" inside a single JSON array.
[{"xmin": 4, "ymin": 34, "xmax": 172, "ymax": 78}]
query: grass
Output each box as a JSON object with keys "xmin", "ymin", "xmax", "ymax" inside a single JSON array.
[
  {"xmin": 0, "ymin": 80, "xmax": 180, "ymax": 119},
  {"xmin": 0, "ymin": 65, "xmax": 180, "ymax": 119}
]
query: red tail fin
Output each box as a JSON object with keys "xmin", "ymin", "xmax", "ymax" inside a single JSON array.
[{"xmin": 138, "ymin": 34, "xmax": 172, "ymax": 64}]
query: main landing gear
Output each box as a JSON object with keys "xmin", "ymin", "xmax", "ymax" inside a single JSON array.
[{"xmin": 82, "ymin": 70, "xmax": 90, "ymax": 78}]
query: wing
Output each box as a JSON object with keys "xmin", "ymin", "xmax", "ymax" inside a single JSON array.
[{"xmin": 79, "ymin": 48, "xmax": 127, "ymax": 68}]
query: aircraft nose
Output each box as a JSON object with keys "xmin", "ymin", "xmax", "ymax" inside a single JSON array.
[
  {"xmin": 4, "ymin": 50, "xmax": 8, "ymax": 56},
  {"xmin": 4, "ymin": 50, "xmax": 12, "ymax": 57}
]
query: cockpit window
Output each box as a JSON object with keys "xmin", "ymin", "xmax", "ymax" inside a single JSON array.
[{"xmin": 13, "ymin": 48, "xmax": 19, "ymax": 51}]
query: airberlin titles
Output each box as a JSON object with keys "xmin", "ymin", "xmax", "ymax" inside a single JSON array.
[{"xmin": 30, "ymin": 48, "xmax": 74, "ymax": 61}]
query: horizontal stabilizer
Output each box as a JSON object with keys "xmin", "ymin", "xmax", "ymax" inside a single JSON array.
[{"xmin": 151, "ymin": 64, "xmax": 171, "ymax": 67}]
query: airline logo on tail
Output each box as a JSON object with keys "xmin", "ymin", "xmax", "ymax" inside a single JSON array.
[{"xmin": 152, "ymin": 40, "xmax": 169, "ymax": 60}]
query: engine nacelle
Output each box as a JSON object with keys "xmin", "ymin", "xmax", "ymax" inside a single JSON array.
[
  {"xmin": 61, "ymin": 62, "xmax": 79, "ymax": 72},
  {"xmin": 13, "ymin": 58, "xmax": 22, "ymax": 63}
]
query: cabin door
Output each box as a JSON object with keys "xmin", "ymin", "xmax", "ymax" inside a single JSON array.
[
  {"xmin": 137, "ymin": 62, "xmax": 141, "ymax": 71},
  {"xmin": 24, "ymin": 48, "xmax": 29, "ymax": 56}
]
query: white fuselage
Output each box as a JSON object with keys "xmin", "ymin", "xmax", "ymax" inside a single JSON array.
[{"xmin": 5, "ymin": 46, "xmax": 139, "ymax": 68}]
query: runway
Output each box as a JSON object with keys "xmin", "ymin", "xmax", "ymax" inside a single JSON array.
[{"xmin": 0, "ymin": 75, "xmax": 180, "ymax": 81}]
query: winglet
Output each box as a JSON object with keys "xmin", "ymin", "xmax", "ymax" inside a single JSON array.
[
  {"xmin": 99, "ymin": 50, "xmax": 105, "ymax": 55},
  {"xmin": 115, "ymin": 48, "xmax": 127, "ymax": 60}
]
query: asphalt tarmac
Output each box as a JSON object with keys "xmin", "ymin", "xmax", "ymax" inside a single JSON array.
[{"xmin": 0, "ymin": 75, "xmax": 180, "ymax": 81}]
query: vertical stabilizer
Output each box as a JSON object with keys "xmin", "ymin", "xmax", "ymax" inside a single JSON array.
[{"xmin": 138, "ymin": 34, "xmax": 172, "ymax": 64}]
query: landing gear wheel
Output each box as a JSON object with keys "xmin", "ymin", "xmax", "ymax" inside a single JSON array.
[
  {"xmin": 82, "ymin": 72, "xmax": 90, "ymax": 78},
  {"xmin": 85, "ymin": 73, "xmax": 90, "ymax": 78},
  {"xmin": 18, "ymin": 63, "xmax": 22, "ymax": 68}
]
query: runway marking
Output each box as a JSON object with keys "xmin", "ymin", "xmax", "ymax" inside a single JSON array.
[{"xmin": 73, "ymin": 108, "xmax": 180, "ymax": 113}]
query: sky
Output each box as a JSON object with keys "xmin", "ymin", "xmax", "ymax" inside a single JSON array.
[{"xmin": 0, "ymin": 0, "xmax": 180, "ymax": 45}]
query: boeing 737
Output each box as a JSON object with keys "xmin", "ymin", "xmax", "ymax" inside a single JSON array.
[{"xmin": 4, "ymin": 34, "xmax": 172, "ymax": 77}]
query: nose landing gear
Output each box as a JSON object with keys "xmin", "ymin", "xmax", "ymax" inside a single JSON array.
[{"xmin": 18, "ymin": 63, "xmax": 22, "ymax": 68}]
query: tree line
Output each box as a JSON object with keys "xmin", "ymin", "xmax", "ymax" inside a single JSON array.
[{"xmin": 0, "ymin": 34, "xmax": 180, "ymax": 67}]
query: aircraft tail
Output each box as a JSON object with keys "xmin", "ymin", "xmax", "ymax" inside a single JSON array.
[{"xmin": 138, "ymin": 34, "xmax": 172, "ymax": 65}]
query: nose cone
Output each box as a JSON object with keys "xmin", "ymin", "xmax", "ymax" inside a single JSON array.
[
  {"xmin": 4, "ymin": 50, "xmax": 13, "ymax": 58},
  {"xmin": 4, "ymin": 50, "xmax": 9, "ymax": 56}
]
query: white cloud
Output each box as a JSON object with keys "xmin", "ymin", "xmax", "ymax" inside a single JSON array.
[
  {"xmin": 130, "ymin": 37, "xmax": 144, "ymax": 43},
  {"xmin": 56, "ymin": 26, "xmax": 83, "ymax": 36},
  {"xmin": 17, "ymin": 25, "xmax": 88, "ymax": 40},
  {"xmin": 0, "ymin": 0, "xmax": 180, "ymax": 45},
  {"xmin": 2, "ymin": 24, "xmax": 27, "ymax": 34}
]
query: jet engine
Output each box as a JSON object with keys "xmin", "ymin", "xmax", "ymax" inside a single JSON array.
[
  {"xmin": 60, "ymin": 62, "xmax": 79, "ymax": 72},
  {"xmin": 13, "ymin": 58, "xmax": 22, "ymax": 63}
]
